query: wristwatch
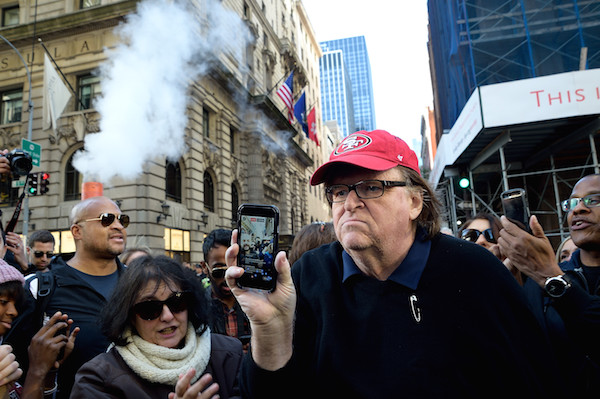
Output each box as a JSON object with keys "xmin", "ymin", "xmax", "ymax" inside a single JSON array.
[{"xmin": 544, "ymin": 274, "xmax": 572, "ymax": 298}]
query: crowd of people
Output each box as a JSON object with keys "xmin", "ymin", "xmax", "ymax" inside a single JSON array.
[{"xmin": 0, "ymin": 130, "xmax": 596, "ymax": 398}]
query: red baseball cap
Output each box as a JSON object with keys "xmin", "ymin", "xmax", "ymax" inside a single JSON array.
[{"xmin": 310, "ymin": 130, "xmax": 420, "ymax": 185}]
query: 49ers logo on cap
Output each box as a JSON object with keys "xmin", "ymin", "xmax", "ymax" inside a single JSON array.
[{"xmin": 334, "ymin": 134, "xmax": 372, "ymax": 156}]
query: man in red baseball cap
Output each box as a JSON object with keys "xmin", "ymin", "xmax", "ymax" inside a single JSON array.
[
  {"xmin": 310, "ymin": 129, "xmax": 421, "ymax": 185},
  {"xmin": 226, "ymin": 130, "xmax": 563, "ymax": 398}
]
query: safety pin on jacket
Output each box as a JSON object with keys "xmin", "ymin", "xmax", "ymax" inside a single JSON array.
[{"xmin": 410, "ymin": 294, "xmax": 421, "ymax": 323}]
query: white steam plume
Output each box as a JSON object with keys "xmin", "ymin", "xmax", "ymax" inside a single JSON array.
[{"xmin": 73, "ymin": 0, "xmax": 251, "ymax": 183}]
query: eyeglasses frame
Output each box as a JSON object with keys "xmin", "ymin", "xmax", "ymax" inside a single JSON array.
[
  {"xmin": 132, "ymin": 291, "xmax": 190, "ymax": 321},
  {"xmin": 325, "ymin": 180, "xmax": 408, "ymax": 203},
  {"xmin": 33, "ymin": 251, "xmax": 54, "ymax": 258},
  {"xmin": 561, "ymin": 193, "xmax": 600, "ymax": 212},
  {"xmin": 460, "ymin": 228, "xmax": 496, "ymax": 244},
  {"xmin": 76, "ymin": 213, "xmax": 130, "ymax": 228}
]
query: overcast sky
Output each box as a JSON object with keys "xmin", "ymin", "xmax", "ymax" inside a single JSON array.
[{"xmin": 301, "ymin": 0, "xmax": 432, "ymax": 150}]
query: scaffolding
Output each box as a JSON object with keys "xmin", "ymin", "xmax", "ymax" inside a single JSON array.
[
  {"xmin": 429, "ymin": 0, "xmax": 600, "ymax": 132},
  {"xmin": 428, "ymin": 0, "xmax": 600, "ymax": 247},
  {"xmin": 436, "ymin": 130, "xmax": 600, "ymax": 244}
]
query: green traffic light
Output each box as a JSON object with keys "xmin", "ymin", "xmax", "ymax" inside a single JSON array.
[{"xmin": 459, "ymin": 177, "xmax": 470, "ymax": 189}]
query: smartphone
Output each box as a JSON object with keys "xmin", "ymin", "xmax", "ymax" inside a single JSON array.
[
  {"xmin": 501, "ymin": 188, "xmax": 531, "ymax": 232},
  {"xmin": 236, "ymin": 204, "xmax": 279, "ymax": 291}
]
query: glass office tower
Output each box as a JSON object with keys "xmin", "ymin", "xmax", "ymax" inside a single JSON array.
[
  {"xmin": 320, "ymin": 36, "xmax": 376, "ymax": 136},
  {"xmin": 319, "ymin": 49, "xmax": 355, "ymax": 137}
]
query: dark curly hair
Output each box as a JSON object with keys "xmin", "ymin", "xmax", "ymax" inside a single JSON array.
[
  {"xmin": 202, "ymin": 229, "xmax": 232, "ymax": 260},
  {"xmin": 100, "ymin": 255, "xmax": 209, "ymax": 346}
]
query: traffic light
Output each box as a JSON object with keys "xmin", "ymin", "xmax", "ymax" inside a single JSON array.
[
  {"xmin": 458, "ymin": 177, "xmax": 470, "ymax": 189},
  {"xmin": 28, "ymin": 172, "xmax": 38, "ymax": 196},
  {"xmin": 40, "ymin": 172, "xmax": 50, "ymax": 195}
]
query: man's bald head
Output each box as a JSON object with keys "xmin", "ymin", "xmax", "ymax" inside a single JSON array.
[{"xmin": 70, "ymin": 196, "xmax": 120, "ymax": 226}]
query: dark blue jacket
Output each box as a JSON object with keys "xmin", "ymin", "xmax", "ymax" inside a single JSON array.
[
  {"xmin": 241, "ymin": 234, "xmax": 564, "ymax": 398},
  {"xmin": 523, "ymin": 249, "xmax": 600, "ymax": 398}
]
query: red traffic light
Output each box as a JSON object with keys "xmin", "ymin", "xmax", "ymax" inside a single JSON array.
[{"xmin": 39, "ymin": 172, "xmax": 50, "ymax": 195}]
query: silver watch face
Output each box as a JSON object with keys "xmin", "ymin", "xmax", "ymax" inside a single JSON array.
[{"xmin": 545, "ymin": 276, "xmax": 568, "ymax": 298}]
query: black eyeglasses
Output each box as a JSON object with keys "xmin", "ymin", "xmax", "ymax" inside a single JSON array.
[
  {"xmin": 77, "ymin": 213, "xmax": 130, "ymax": 228},
  {"xmin": 33, "ymin": 251, "xmax": 54, "ymax": 258},
  {"xmin": 133, "ymin": 292, "xmax": 189, "ymax": 321},
  {"xmin": 325, "ymin": 180, "xmax": 407, "ymax": 203},
  {"xmin": 211, "ymin": 267, "xmax": 227, "ymax": 279},
  {"xmin": 561, "ymin": 194, "xmax": 600, "ymax": 212},
  {"xmin": 461, "ymin": 228, "xmax": 496, "ymax": 244}
]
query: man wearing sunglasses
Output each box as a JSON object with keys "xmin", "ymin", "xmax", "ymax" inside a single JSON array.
[
  {"xmin": 201, "ymin": 229, "xmax": 250, "ymax": 351},
  {"xmin": 25, "ymin": 229, "xmax": 56, "ymax": 273},
  {"xmin": 5, "ymin": 196, "xmax": 128, "ymax": 399},
  {"xmin": 499, "ymin": 173, "xmax": 600, "ymax": 398},
  {"xmin": 227, "ymin": 130, "xmax": 563, "ymax": 398}
]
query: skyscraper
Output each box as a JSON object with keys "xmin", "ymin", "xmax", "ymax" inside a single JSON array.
[
  {"xmin": 319, "ymin": 49, "xmax": 355, "ymax": 137},
  {"xmin": 320, "ymin": 36, "xmax": 376, "ymax": 136}
]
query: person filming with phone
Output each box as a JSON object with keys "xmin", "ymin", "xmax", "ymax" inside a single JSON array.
[
  {"xmin": 225, "ymin": 130, "xmax": 564, "ymax": 398},
  {"xmin": 498, "ymin": 173, "xmax": 600, "ymax": 398}
]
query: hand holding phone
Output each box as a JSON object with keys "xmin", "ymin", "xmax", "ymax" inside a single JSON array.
[
  {"xmin": 501, "ymin": 188, "xmax": 531, "ymax": 233},
  {"xmin": 236, "ymin": 204, "xmax": 279, "ymax": 291}
]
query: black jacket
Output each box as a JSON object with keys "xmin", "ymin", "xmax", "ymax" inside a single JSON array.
[
  {"xmin": 241, "ymin": 234, "xmax": 565, "ymax": 398},
  {"xmin": 523, "ymin": 249, "xmax": 600, "ymax": 398},
  {"xmin": 71, "ymin": 333, "xmax": 242, "ymax": 399},
  {"xmin": 5, "ymin": 256, "xmax": 126, "ymax": 399}
]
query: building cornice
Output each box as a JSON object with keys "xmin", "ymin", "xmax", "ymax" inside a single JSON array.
[{"xmin": 0, "ymin": 1, "xmax": 139, "ymax": 50}]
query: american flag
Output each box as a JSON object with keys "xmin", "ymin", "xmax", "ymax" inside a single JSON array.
[{"xmin": 276, "ymin": 72, "xmax": 294, "ymax": 123}]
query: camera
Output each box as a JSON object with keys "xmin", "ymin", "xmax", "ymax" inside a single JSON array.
[{"xmin": 2, "ymin": 149, "xmax": 33, "ymax": 176}]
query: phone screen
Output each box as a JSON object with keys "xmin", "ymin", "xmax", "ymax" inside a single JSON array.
[{"xmin": 237, "ymin": 204, "xmax": 279, "ymax": 291}]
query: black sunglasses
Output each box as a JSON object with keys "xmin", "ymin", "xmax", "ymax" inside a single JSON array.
[
  {"xmin": 133, "ymin": 292, "xmax": 189, "ymax": 321},
  {"xmin": 211, "ymin": 267, "xmax": 228, "ymax": 279},
  {"xmin": 461, "ymin": 228, "xmax": 496, "ymax": 243},
  {"xmin": 78, "ymin": 213, "xmax": 130, "ymax": 228},
  {"xmin": 33, "ymin": 251, "xmax": 54, "ymax": 258}
]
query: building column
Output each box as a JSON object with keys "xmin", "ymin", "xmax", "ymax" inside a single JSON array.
[{"xmin": 247, "ymin": 131, "xmax": 264, "ymax": 203}]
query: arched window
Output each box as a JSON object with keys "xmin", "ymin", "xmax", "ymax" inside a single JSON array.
[
  {"xmin": 231, "ymin": 183, "xmax": 239, "ymax": 224},
  {"xmin": 64, "ymin": 152, "xmax": 82, "ymax": 201},
  {"xmin": 204, "ymin": 172, "xmax": 214, "ymax": 212},
  {"xmin": 166, "ymin": 161, "xmax": 182, "ymax": 203}
]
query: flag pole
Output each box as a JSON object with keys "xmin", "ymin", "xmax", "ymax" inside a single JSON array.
[
  {"xmin": 38, "ymin": 38, "xmax": 87, "ymax": 110},
  {"xmin": 306, "ymin": 97, "xmax": 319, "ymax": 113},
  {"xmin": 266, "ymin": 69, "xmax": 293, "ymax": 97}
]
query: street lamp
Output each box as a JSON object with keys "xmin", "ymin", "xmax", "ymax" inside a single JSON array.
[{"xmin": 157, "ymin": 201, "xmax": 170, "ymax": 223}]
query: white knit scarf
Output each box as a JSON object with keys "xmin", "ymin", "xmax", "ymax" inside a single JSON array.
[{"xmin": 115, "ymin": 323, "xmax": 211, "ymax": 386}]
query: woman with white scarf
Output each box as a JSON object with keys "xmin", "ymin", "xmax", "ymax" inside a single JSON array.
[{"xmin": 71, "ymin": 255, "xmax": 242, "ymax": 399}]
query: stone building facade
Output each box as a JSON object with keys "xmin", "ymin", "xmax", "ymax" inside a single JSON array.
[{"xmin": 0, "ymin": 0, "xmax": 331, "ymax": 263}]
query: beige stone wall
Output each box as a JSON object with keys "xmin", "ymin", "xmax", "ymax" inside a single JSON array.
[{"xmin": 0, "ymin": 0, "xmax": 330, "ymax": 261}]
